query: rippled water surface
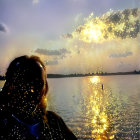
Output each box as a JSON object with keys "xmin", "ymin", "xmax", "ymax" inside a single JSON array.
[{"xmin": 0, "ymin": 75, "xmax": 140, "ymax": 139}]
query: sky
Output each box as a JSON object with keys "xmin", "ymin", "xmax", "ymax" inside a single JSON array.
[{"xmin": 0, "ymin": 0, "xmax": 140, "ymax": 74}]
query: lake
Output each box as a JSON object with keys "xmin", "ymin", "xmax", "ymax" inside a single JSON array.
[{"xmin": 0, "ymin": 75, "xmax": 140, "ymax": 139}]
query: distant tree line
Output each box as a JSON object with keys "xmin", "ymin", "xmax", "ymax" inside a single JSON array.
[
  {"xmin": 133, "ymin": 70, "xmax": 140, "ymax": 74},
  {"xmin": 0, "ymin": 70, "xmax": 140, "ymax": 80}
]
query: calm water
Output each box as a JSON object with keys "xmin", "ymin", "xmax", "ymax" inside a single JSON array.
[{"xmin": 0, "ymin": 75, "xmax": 140, "ymax": 139}]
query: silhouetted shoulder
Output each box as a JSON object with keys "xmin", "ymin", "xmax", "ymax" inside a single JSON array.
[
  {"xmin": 46, "ymin": 111, "xmax": 62, "ymax": 119},
  {"xmin": 46, "ymin": 111, "xmax": 77, "ymax": 140}
]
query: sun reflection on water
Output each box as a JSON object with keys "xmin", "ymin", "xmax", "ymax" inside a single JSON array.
[
  {"xmin": 90, "ymin": 76, "xmax": 100, "ymax": 84},
  {"xmin": 88, "ymin": 76, "xmax": 115, "ymax": 140},
  {"xmin": 47, "ymin": 76, "xmax": 140, "ymax": 139}
]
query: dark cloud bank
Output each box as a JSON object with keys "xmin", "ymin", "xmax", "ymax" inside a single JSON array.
[
  {"xmin": 109, "ymin": 51, "xmax": 133, "ymax": 58},
  {"xmin": 35, "ymin": 48, "xmax": 70, "ymax": 56},
  {"xmin": 0, "ymin": 23, "xmax": 8, "ymax": 33},
  {"xmin": 64, "ymin": 8, "xmax": 140, "ymax": 40}
]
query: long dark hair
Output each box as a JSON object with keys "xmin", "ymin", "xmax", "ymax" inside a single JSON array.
[{"xmin": 0, "ymin": 55, "xmax": 48, "ymax": 121}]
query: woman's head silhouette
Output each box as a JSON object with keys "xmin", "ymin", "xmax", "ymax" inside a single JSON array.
[
  {"xmin": 0, "ymin": 55, "xmax": 77, "ymax": 139},
  {"xmin": 2, "ymin": 55, "xmax": 48, "ymax": 122}
]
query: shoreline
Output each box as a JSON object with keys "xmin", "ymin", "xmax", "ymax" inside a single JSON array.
[
  {"xmin": 0, "ymin": 72, "xmax": 140, "ymax": 80},
  {"xmin": 47, "ymin": 72, "xmax": 140, "ymax": 78}
]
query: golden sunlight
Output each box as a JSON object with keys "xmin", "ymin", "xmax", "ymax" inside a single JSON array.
[
  {"xmin": 90, "ymin": 76, "xmax": 100, "ymax": 84},
  {"xmin": 80, "ymin": 21, "xmax": 104, "ymax": 43},
  {"xmin": 73, "ymin": 9, "xmax": 140, "ymax": 43},
  {"xmin": 86, "ymin": 77, "xmax": 115, "ymax": 139}
]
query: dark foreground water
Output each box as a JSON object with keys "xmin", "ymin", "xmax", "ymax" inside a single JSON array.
[{"xmin": 0, "ymin": 75, "xmax": 140, "ymax": 139}]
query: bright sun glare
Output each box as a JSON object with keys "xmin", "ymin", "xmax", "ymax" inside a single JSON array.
[{"xmin": 90, "ymin": 76, "xmax": 100, "ymax": 84}]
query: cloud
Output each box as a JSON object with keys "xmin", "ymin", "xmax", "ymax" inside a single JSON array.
[
  {"xmin": 1, "ymin": 8, "xmax": 139, "ymax": 75},
  {"xmin": 54, "ymin": 32, "xmax": 140, "ymax": 74},
  {"xmin": 109, "ymin": 51, "xmax": 133, "ymax": 58},
  {"xmin": 0, "ymin": 23, "xmax": 9, "ymax": 33},
  {"xmin": 35, "ymin": 48, "xmax": 70, "ymax": 56},
  {"xmin": 35, "ymin": 48, "xmax": 61, "ymax": 55},
  {"xmin": 32, "ymin": 0, "xmax": 39, "ymax": 4},
  {"xmin": 62, "ymin": 33, "xmax": 73, "ymax": 39},
  {"xmin": 68, "ymin": 8, "xmax": 140, "ymax": 43},
  {"xmin": 46, "ymin": 60, "xmax": 58, "ymax": 65},
  {"xmin": 41, "ymin": 9, "xmax": 140, "ymax": 74}
]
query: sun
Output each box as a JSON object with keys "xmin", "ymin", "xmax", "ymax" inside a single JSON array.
[
  {"xmin": 79, "ymin": 20, "xmax": 106, "ymax": 43},
  {"xmin": 83, "ymin": 27, "xmax": 101, "ymax": 41},
  {"xmin": 81, "ymin": 25, "xmax": 102, "ymax": 42}
]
